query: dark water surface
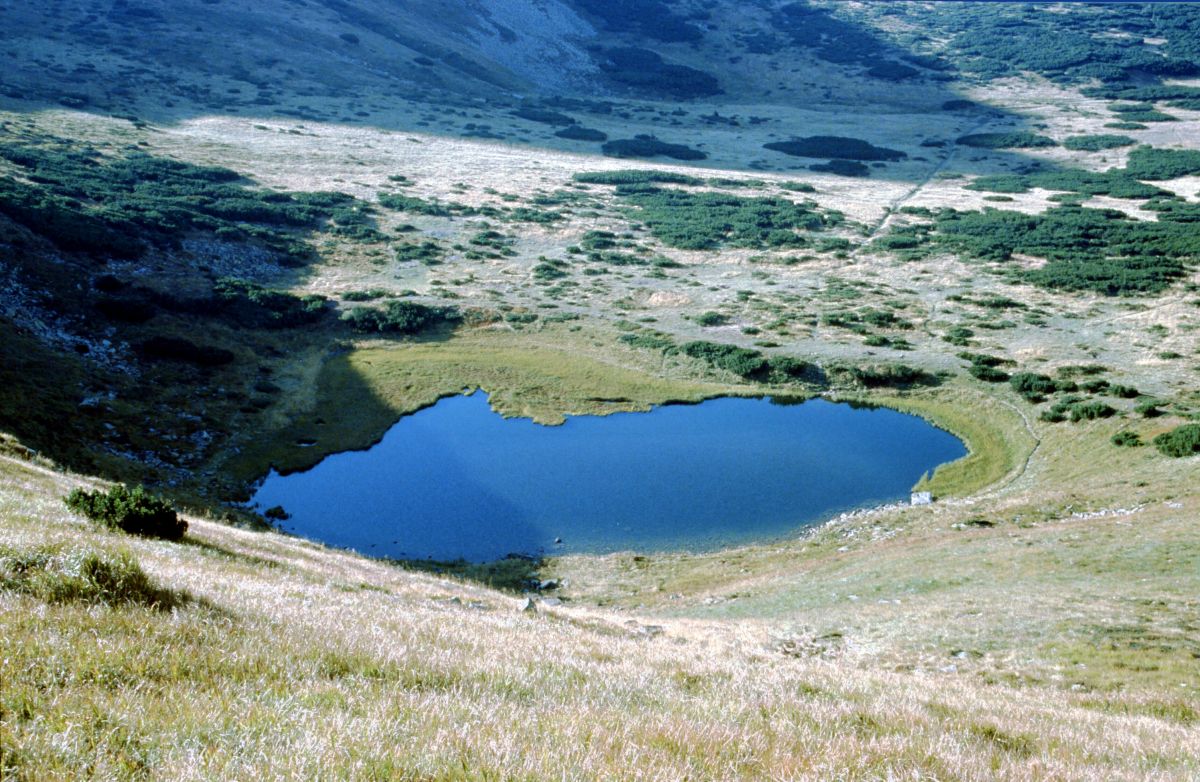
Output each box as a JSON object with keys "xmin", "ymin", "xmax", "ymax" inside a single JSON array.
[{"xmin": 252, "ymin": 393, "xmax": 966, "ymax": 561}]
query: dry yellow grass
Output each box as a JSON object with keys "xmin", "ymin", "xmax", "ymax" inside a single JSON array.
[{"xmin": 3, "ymin": 434, "xmax": 1198, "ymax": 780}]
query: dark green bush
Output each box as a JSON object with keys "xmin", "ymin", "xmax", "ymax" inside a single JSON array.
[
  {"xmin": 1122, "ymin": 146, "xmax": 1200, "ymax": 180},
  {"xmin": 341, "ymin": 301, "xmax": 459, "ymax": 335},
  {"xmin": 574, "ymin": 0, "xmax": 701, "ymax": 42},
  {"xmin": 619, "ymin": 332, "xmax": 676, "ymax": 352},
  {"xmin": 377, "ymin": 193, "xmax": 478, "ymax": 217},
  {"xmin": 957, "ymin": 132, "xmax": 1056, "ymax": 149},
  {"xmin": 1062, "ymin": 134, "xmax": 1136, "ymax": 151},
  {"xmin": 213, "ymin": 278, "xmax": 327, "ymax": 329},
  {"xmin": 969, "ymin": 364, "xmax": 1010, "ymax": 383},
  {"xmin": 532, "ymin": 261, "xmax": 569, "ymax": 281},
  {"xmin": 830, "ymin": 362, "xmax": 937, "ymax": 389},
  {"xmin": 678, "ymin": 341, "xmax": 769, "ymax": 380},
  {"xmin": 601, "ymin": 136, "xmax": 707, "ymax": 161},
  {"xmin": 930, "ymin": 206, "xmax": 1193, "ymax": 295},
  {"xmin": 1111, "ymin": 431, "xmax": 1142, "ymax": 447},
  {"xmin": 695, "ymin": 311, "xmax": 729, "ymax": 327},
  {"xmin": 64, "ymin": 485, "xmax": 187, "ymax": 540},
  {"xmin": 1069, "ymin": 400, "xmax": 1116, "ymax": 422},
  {"xmin": 618, "ymin": 188, "xmax": 828, "ymax": 250},
  {"xmin": 809, "ymin": 160, "xmax": 870, "ymax": 177},
  {"xmin": 1010, "ymin": 372, "xmax": 1056, "ymax": 401},
  {"xmin": 1153, "ymin": 423, "xmax": 1200, "ymax": 457},
  {"xmin": 573, "ymin": 170, "xmax": 704, "ymax": 186},
  {"xmin": 0, "ymin": 143, "xmax": 356, "ymax": 257},
  {"xmin": 763, "ymin": 136, "xmax": 905, "ymax": 161},
  {"xmin": 944, "ymin": 326, "xmax": 975, "ymax": 346},
  {"xmin": 1135, "ymin": 399, "xmax": 1164, "ymax": 418},
  {"xmin": 767, "ymin": 356, "xmax": 822, "ymax": 384},
  {"xmin": 555, "ymin": 126, "xmax": 608, "ymax": 142}
]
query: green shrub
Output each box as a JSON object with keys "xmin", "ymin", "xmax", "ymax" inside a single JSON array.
[
  {"xmin": 532, "ymin": 261, "xmax": 569, "ymax": 281},
  {"xmin": 1111, "ymin": 431, "xmax": 1142, "ymax": 447},
  {"xmin": 573, "ymin": 170, "xmax": 704, "ymax": 186},
  {"xmin": 0, "ymin": 143, "xmax": 358, "ymax": 257},
  {"xmin": 619, "ymin": 332, "xmax": 676, "ymax": 351},
  {"xmin": 930, "ymin": 206, "xmax": 1194, "ymax": 295},
  {"xmin": 341, "ymin": 289, "xmax": 392, "ymax": 302},
  {"xmin": 767, "ymin": 356, "xmax": 822, "ymax": 384},
  {"xmin": 1135, "ymin": 399, "xmax": 1164, "ymax": 418},
  {"xmin": 618, "ymin": 188, "xmax": 828, "ymax": 250},
  {"xmin": 213, "ymin": 278, "xmax": 327, "ymax": 329},
  {"xmin": 944, "ymin": 326, "xmax": 975, "ymax": 346},
  {"xmin": 1123, "ymin": 146, "xmax": 1200, "ymax": 180},
  {"xmin": 1109, "ymin": 110, "xmax": 1177, "ymax": 123},
  {"xmin": 341, "ymin": 301, "xmax": 459, "ymax": 335},
  {"xmin": 377, "ymin": 193, "xmax": 478, "ymax": 217},
  {"xmin": 1062, "ymin": 134, "xmax": 1136, "ymax": 151},
  {"xmin": 695, "ymin": 311, "xmax": 729, "ymax": 327},
  {"xmin": 969, "ymin": 364, "xmax": 1010, "ymax": 383},
  {"xmin": 64, "ymin": 485, "xmax": 187, "ymax": 540},
  {"xmin": 601, "ymin": 136, "xmax": 707, "ymax": 161},
  {"xmin": 0, "ymin": 544, "xmax": 182, "ymax": 609},
  {"xmin": 678, "ymin": 341, "xmax": 769, "ymax": 379},
  {"xmin": 1069, "ymin": 400, "xmax": 1116, "ymax": 422},
  {"xmin": 809, "ymin": 160, "xmax": 870, "ymax": 177},
  {"xmin": 555, "ymin": 126, "xmax": 607, "ymax": 142},
  {"xmin": 1153, "ymin": 423, "xmax": 1200, "ymax": 457},
  {"xmin": 831, "ymin": 362, "xmax": 937, "ymax": 389},
  {"xmin": 763, "ymin": 136, "xmax": 905, "ymax": 161},
  {"xmin": 1010, "ymin": 372, "xmax": 1056, "ymax": 401},
  {"xmin": 957, "ymin": 132, "xmax": 1057, "ymax": 149}
]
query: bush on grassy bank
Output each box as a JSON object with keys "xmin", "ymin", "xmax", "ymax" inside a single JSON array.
[{"xmin": 64, "ymin": 485, "xmax": 187, "ymax": 540}]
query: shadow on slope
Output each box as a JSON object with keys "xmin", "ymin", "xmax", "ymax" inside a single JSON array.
[{"xmin": 0, "ymin": 0, "xmax": 1070, "ymax": 183}]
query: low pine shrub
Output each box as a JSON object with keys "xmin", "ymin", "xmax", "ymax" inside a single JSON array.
[
  {"xmin": 64, "ymin": 485, "xmax": 187, "ymax": 541},
  {"xmin": 1153, "ymin": 423, "xmax": 1200, "ymax": 457}
]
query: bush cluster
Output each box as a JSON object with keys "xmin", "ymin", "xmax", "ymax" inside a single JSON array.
[
  {"xmin": 957, "ymin": 132, "xmax": 1057, "ymax": 149},
  {"xmin": 601, "ymin": 136, "xmax": 707, "ymax": 161},
  {"xmin": 618, "ymin": 188, "xmax": 830, "ymax": 250},
  {"xmin": 341, "ymin": 301, "xmax": 459, "ymax": 335},
  {"xmin": 1153, "ymin": 423, "xmax": 1200, "ymax": 457},
  {"xmin": 763, "ymin": 136, "xmax": 906, "ymax": 162},
  {"xmin": 573, "ymin": 170, "xmax": 704, "ymax": 186},
  {"xmin": 0, "ymin": 142, "xmax": 358, "ymax": 258}
]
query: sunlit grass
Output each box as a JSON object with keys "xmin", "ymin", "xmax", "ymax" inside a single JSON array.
[{"xmin": 3, "ymin": 431, "xmax": 1199, "ymax": 780}]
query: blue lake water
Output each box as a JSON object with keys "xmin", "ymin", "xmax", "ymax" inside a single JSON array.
[{"xmin": 252, "ymin": 393, "xmax": 966, "ymax": 562}]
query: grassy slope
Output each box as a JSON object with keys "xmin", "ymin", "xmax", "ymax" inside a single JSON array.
[
  {"xmin": 2, "ymin": 449, "xmax": 1198, "ymax": 781},
  {"xmin": 2, "ymin": 4, "xmax": 1200, "ymax": 777}
]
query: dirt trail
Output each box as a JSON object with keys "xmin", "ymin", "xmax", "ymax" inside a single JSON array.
[{"xmin": 854, "ymin": 116, "xmax": 995, "ymax": 249}]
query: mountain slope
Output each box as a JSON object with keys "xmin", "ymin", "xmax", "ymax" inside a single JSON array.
[{"xmin": 2, "ymin": 450, "xmax": 1198, "ymax": 780}]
